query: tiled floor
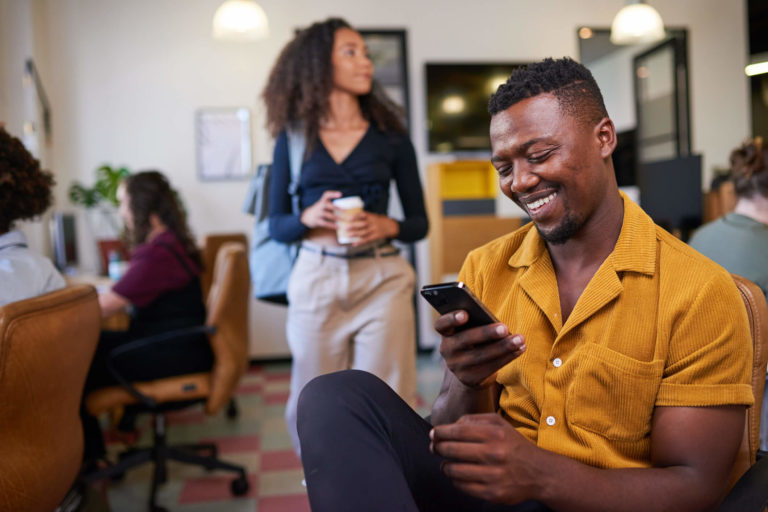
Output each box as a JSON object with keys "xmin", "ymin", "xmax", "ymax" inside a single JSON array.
[{"xmin": 97, "ymin": 353, "xmax": 444, "ymax": 511}]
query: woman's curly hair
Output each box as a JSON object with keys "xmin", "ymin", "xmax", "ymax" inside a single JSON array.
[
  {"xmin": 0, "ymin": 126, "xmax": 55, "ymax": 233},
  {"xmin": 122, "ymin": 171, "xmax": 202, "ymax": 268},
  {"xmin": 262, "ymin": 17, "xmax": 405, "ymax": 155},
  {"xmin": 730, "ymin": 137, "xmax": 768, "ymax": 199}
]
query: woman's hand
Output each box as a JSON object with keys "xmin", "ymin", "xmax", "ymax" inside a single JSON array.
[
  {"xmin": 300, "ymin": 190, "xmax": 343, "ymax": 229},
  {"xmin": 345, "ymin": 211, "xmax": 400, "ymax": 246}
]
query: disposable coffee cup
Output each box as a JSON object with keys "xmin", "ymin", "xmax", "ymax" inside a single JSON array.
[{"xmin": 333, "ymin": 196, "xmax": 364, "ymax": 244}]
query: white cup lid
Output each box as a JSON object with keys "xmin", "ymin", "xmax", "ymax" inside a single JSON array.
[{"xmin": 332, "ymin": 196, "xmax": 364, "ymax": 209}]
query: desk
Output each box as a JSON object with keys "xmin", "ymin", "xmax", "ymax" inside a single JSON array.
[{"xmin": 66, "ymin": 274, "xmax": 130, "ymax": 331}]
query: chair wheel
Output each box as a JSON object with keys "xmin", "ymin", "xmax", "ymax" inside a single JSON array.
[
  {"xmin": 226, "ymin": 400, "xmax": 238, "ymax": 419},
  {"xmin": 231, "ymin": 475, "xmax": 249, "ymax": 496}
]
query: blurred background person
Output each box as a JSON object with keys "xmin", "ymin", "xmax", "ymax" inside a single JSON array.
[
  {"xmin": 0, "ymin": 125, "xmax": 65, "ymax": 306},
  {"xmin": 689, "ymin": 137, "xmax": 768, "ymax": 298},
  {"xmin": 263, "ymin": 17, "xmax": 428, "ymax": 454},
  {"xmin": 81, "ymin": 170, "xmax": 213, "ymax": 464}
]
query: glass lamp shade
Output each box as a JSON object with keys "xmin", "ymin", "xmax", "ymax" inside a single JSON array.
[
  {"xmin": 212, "ymin": 0, "xmax": 269, "ymax": 41},
  {"xmin": 610, "ymin": 3, "xmax": 665, "ymax": 45}
]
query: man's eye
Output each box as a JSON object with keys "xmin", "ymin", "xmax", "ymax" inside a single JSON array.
[{"xmin": 529, "ymin": 151, "xmax": 551, "ymax": 162}]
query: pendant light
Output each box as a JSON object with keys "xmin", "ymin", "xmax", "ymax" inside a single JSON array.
[
  {"xmin": 212, "ymin": 0, "xmax": 269, "ymax": 41},
  {"xmin": 610, "ymin": 1, "xmax": 665, "ymax": 45}
]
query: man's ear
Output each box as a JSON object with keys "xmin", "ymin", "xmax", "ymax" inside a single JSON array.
[{"xmin": 595, "ymin": 117, "xmax": 617, "ymax": 159}]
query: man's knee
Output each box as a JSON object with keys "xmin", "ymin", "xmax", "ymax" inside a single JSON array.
[{"xmin": 300, "ymin": 370, "xmax": 396, "ymax": 421}]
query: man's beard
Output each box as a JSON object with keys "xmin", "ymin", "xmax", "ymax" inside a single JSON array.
[{"xmin": 535, "ymin": 213, "xmax": 584, "ymax": 245}]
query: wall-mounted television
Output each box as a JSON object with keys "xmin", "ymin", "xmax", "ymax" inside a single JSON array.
[{"xmin": 425, "ymin": 62, "xmax": 527, "ymax": 153}]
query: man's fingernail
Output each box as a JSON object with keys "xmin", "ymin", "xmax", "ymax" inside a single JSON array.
[{"xmin": 496, "ymin": 325, "xmax": 507, "ymax": 336}]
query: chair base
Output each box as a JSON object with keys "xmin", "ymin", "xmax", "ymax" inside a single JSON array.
[{"xmin": 83, "ymin": 412, "xmax": 249, "ymax": 511}]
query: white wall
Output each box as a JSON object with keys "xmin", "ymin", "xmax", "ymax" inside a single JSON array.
[{"xmin": 1, "ymin": 0, "xmax": 750, "ymax": 356}]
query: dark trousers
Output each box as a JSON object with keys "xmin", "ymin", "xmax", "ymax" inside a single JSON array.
[{"xmin": 297, "ymin": 369, "xmax": 550, "ymax": 512}]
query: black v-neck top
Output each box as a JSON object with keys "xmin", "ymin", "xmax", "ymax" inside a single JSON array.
[{"xmin": 268, "ymin": 124, "xmax": 428, "ymax": 243}]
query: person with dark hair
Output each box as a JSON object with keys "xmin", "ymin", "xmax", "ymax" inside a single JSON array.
[
  {"xmin": 0, "ymin": 125, "xmax": 65, "ymax": 306},
  {"xmin": 262, "ymin": 17, "xmax": 428, "ymax": 454},
  {"xmin": 296, "ymin": 57, "xmax": 752, "ymax": 511},
  {"xmin": 81, "ymin": 170, "xmax": 212, "ymax": 463},
  {"xmin": 689, "ymin": 137, "xmax": 768, "ymax": 298}
]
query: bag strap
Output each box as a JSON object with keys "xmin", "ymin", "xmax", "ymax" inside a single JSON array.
[{"xmin": 286, "ymin": 126, "xmax": 306, "ymax": 215}]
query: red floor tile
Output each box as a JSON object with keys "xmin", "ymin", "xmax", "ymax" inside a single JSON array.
[
  {"xmin": 246, "ymin": 365, "xmax": 265, "ymax": 375},
  {"xmin": 264, "ymin": 391, "xmax": 291, "ymax": 405},
  {"xmin": 178, "ymin": 474, "xmax": 259, "ymax": 504},
  {"xmin": 258, "ymin": 494, "xmax": 311, "ymax": 512},
  {"xmin": 261, "ymin": 449, "xmax": 302, "ymax": 471},
  {"xmin": 264, "ymin": 372, "xmax": 291, "ymax": 382},
  {"xmin": 197, "ymin": 434, "xmax": 260, "ymax": 454},
  {"xmin": 166, "ymin": 409, "xmax": 208, "ymax": 425},
  {"xmin": 236, "ymin": 382, "xmax": 263, "ymax": 394}
]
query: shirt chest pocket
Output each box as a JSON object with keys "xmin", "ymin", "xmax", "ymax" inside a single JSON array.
[{"xmin": 565, "ymin": 343, "xmax": 664, "ymax": 442}]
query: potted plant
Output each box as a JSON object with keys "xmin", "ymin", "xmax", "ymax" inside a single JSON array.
[{"xmin": 69, "ymin": 164, "xmax": 131, "ymax": 272}]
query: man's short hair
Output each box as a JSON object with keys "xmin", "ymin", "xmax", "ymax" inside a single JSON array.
[{"xmin": 488, "ymin": 57, "xmax": 608, "ymax": 127}]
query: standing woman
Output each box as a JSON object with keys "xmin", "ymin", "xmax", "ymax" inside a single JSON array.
[{"xmin": 263, "ymin": 18, "xmax": 428, "ymax": 453}]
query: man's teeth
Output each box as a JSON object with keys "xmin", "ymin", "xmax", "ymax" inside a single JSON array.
[{"xmin": 527, "ymin": 193, "xmax": 557, "ymax": 211}]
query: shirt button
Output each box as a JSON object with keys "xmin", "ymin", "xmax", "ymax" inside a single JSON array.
[
  {"xmin": 553, "ymin": 358, "xmax": 562, "ymax": 368},
  {"xmin": 546, "ymin": 416, "xmax": 556, "ymax": 426}
]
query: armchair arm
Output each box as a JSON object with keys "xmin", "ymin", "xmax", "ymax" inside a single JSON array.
[
  {"xmin": 718, "ymin": 455, "xmax": 768, "ymax": 512},
  {"xmin": 105, "ymin": 325, "xmax": 216, "ymax": 409}
]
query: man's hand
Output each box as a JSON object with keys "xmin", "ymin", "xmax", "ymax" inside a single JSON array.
[
  {"xmin": 430, "ymin": 413, "xmax": 542, "ymax": 505},
  {"xmin": 436, "ymin": 311, "xmax": 526, "ymax": 388},
  {"xmin": 300, "ymin": 190, "xmax": 342, "ymax": 229}
]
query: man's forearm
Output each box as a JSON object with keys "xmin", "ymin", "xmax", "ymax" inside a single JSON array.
[
  {"xmin": 533, "ymin": 452, "xmax": 723, "ymax": 512},
  {"xmin": 430, "ymin": 370, "xmax": 498, "ymax": 425}
]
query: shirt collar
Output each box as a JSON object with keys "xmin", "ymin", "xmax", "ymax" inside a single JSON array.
[
  {"xmin": 0, "ymin": 230, "xmax": 27, "ymax": 246},
  {"xmin": 507, "ymin": 190, "xmax": 657, "ymax": 276}
]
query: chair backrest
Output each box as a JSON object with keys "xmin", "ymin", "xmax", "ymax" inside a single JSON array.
[
  {"xmin": 204, "ymin": 241, "xmax": 250, "ymax": 414},
  {"xmin": 200, "ymin": 233, "xmax": 248, "ymax": 299},
  {"xmin": 728, "ymin": 274, "xmax": 768, "ymax": 488},
  {"xmin": 0, "ymin": 285, "xmax": 101, "ymax": 512}
]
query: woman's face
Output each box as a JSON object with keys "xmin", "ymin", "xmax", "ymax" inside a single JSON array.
[
  {"xmin": 116, "ymin": 182, "xmax": 133, "ymax": 232},
  {"xmin": 330, "ymin": 28, "xmax": 373, "ymax": 96}
]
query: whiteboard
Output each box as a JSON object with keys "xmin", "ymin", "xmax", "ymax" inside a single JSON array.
[{"xmin": 195, "ymin": 107, "xmax": 252, "ymax": 180}]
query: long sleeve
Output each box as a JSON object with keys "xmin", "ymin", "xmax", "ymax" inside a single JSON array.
[
  {"xmin": 391, "ymin": 135, "xmax": 429, "ymax": 242},
  {"xmin": 268, "ymin": 131, "xmax": 308, "ymax": 243}
]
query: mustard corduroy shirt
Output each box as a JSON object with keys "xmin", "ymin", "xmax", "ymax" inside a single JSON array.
[{"xmin": 458, "ymin": 192, "xmax": 753, "ymax": 469}]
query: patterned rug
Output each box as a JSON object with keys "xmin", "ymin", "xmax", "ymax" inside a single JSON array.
[{"xmin": 98, "ymin": 354, "xmax": 444, "ymax": 511}]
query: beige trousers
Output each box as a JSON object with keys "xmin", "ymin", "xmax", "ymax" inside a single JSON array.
[{"xmin": 284, "ymin": 241, "xmax": 417, "ymax": 454}]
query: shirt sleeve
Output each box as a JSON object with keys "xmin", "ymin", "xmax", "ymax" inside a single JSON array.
[
  {"xmin": 112, "ymin": 247, "xmax": 174, "ymax": 308},
  {"xmin": 656, "ymin": 270, "xmax": 754, "ymax": 407},
  {"xmin": 391, "ymin": 134, "xmax": 429, "ymax": 242},
  {"xmin": 268, "ymin": 130, "xmax": 308, "ymax": 243}
]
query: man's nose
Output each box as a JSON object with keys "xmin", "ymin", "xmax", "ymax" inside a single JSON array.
[{"xmin": 511, "ymin": 165, "xmax": 539, "ymax": 193}]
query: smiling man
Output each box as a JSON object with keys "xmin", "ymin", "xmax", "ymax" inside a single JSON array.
[{"xmin": 296, "ymin": 57, "xmax": 753, "ymax": 512}]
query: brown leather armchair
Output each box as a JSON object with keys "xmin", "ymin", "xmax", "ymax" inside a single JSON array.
[
  {"xmin": 200, "ymin": 232, "xmax": 248, "ymax": 299},
  {"xmin": 83, "ymin": 242, "xmax": 251, "ymax": 511},
  {"xmin": 718, "ymin": 274, "xmax": 768, "ymax": 510},
  {"xmin": 0, "ymin": 285, "xmax": 101, "ymax": 512}
]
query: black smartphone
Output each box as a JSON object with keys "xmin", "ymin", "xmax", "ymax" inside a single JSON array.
[{"xmin": 420, "ymin": 281, "xmax": 499, "ymax": 329}]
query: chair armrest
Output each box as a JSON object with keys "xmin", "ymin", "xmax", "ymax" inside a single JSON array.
[
  {"xmin": 105, "ymin": 325, "xmax": 216, "ymax": 408},
  {"xmin": 718, "ymin": 455, "xmax": 768, "ymax": 512}
]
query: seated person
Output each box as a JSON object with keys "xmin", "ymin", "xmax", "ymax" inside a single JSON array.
[
  {"xmin": 689, "ymin": 137, "xmax": 768, "ymax": 298},
  {"xmin": 81, "ymin": 170, "xmax": 213, "ymax": 463},
  {"xmin": 0, "ymin": 125, "xmax": 65, "ymax": 306},
  {"xmin": 295, "ymin": 58, "xmax": 753, "ymax": 512}
]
